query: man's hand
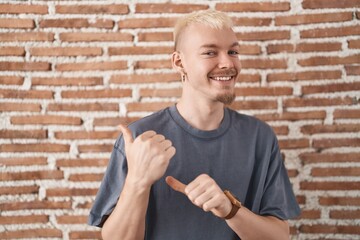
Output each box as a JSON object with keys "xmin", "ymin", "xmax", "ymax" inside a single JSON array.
[
  {"xmin": 119, "ymin": 124, "xmax": 176, "ymax": 189},
  {"xmin": 166, "ymin": 174, "xmax": 232, "ymax": 218}
]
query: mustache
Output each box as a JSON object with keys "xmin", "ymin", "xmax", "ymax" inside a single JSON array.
[{"xmin": 209, "ymin": 68, "xmax": 238, "ymax": 77}]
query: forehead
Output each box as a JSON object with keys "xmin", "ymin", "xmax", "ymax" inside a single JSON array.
[{"xmin": 180, "ymin": 23, "xmax": 238, "ymax": 50}]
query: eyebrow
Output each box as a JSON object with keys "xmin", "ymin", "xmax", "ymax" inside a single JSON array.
[{"xmin": 200, "ymin": 42, "xmax": 240, "ymax": 49}]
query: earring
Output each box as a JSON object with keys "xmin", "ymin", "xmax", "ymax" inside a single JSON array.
[{"xmin": 181, "ymin": 74, "xmax": 185, "ymax": 83}]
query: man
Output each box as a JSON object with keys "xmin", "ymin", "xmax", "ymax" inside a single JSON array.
[{"xmin": 88, "ymin": 9, "xmax": 300, "ymax": 240}]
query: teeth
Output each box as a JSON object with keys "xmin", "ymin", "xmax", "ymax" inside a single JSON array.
[{"xmin": 212, "ymin": 76, "xmax": 232, "ymax": 81}]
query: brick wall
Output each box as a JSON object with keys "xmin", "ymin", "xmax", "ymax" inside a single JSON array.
[{"xmin": 0, "ymin": 0, "xmax": 359, "ymax": 239}]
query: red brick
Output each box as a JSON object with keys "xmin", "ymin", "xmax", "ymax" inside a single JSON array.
[
  {"xmin": 0, "ymin": 32, "xmax": 54, "ymax": 42},
  {"xmin": 287, "ymin": 169, "xmax": 298, "ymax": 178},
  {"xmin": 78, "ymin": 144, "xmax": 113, "ymax": 153},
  {"xmin": 238, "ymin": 45, "xmax": 262, "ymax": 55},
  {"xmin": 334, "ymin": 109, "xmax": 360, "ymax": 119},
  {"xmin": 0, "ymin": 200, "xmax": 72, "ymax": 210},
  {"xmin": 110, "ymin": 73, "xmax": 179, "ymax": 84},
  {"xmin": 0, "ymin": 102, "xmax": 41, "ymax": 112},
  {"xmin": 302, "ymin": 82, "xmax": 360, "ymax": 94},
  {"xmin": 319, "ymin": 196, "xmax": 360, "ymax": 206},
  {"xmin": 330, "ymin": 210, "xmax": 360, "ymax": 219},
  {"xmin": 32, "ymin": 77, "xmax": 103, "ymax": 86},
  {"xmin": 284, "ymin": 97, "xmax": 354, "ymax": 108},
  {"xmin": 69, "ymin": 231, "xmax": 101, "ymax": 240},
  {"xmin": 61, "ymin": 89, "xmax": 132, "ymax": 99},
  {"xmin": 241, "ymin": 59, "xmax": 287, "ymax": 69},
  {"xmin": 298, "ymin": 210, "xmax": 321, "ymax": 219},
  {"xmin": 299, "ymin": 54, "xmax": 360, "ymax": 66},
  {"xmin": 0, "ymin": 62, "xmax": 50, "ymax": 71},
  {"xmin": 267, "ymin": 42, "xmax": 342, "ymax": 54},
  {"xmin": 39, "ymin": 18, "xmax": 113, "ymax": 28},
  {"xmin": 0, "ymin": 18, "xmax": 34, "ymax": 28},
  {"xmin": 93, "ymin": 116, "xmax": 140, "ymax": 126},
  {"xmin": 255, "ymin": 111, "xmax": 326, "ymax": 121},
  {"xmin": 109, "ymin": 46, "xmax": 173, "ymax": 55},
  {"xmin": 278, "ymin": 139, "xmax": 309, "ymax": 149},
  {"xmin": 216, "ymin": 2, "xmax": 290, "ymax": 12},
  {"xmin": 56, "ymin": 215, "xmax": 88, "ymax": 224},
  {"xmin": 0, "ymin": 185, "xmax": 39, "ymax": 195},
  {"xmin": 55, "ymin": 130, "xmax": 118, "ymax": 139},
  {"xmin": 272, "ymin": 126, "xmax": 289, "ymax": 135},
  {"xmin": 47, "ymin": 188, "xmax": 98, "ymax": 197},
  {"xmin": 0, "ymin": 143, "xmax": 70, "ymax": 153},
  {"xmin": 55, "ymin": 4, "xmax": 128, "ymax": 14},
  {"xmin": 232, "ymin": 17, "xmax": 271, "ymax": 26},
  {"xmin": 235, "ymin": 87, "xmax": 292, "ymax": 96},
  {"xmin": 0, "ymin": 215, "xmax": 48, "ymax": 224},
  {"xmin": 348, "ymin": 39, "xmax": 360, "ymax": 48},
  {"xmin": 134, "ymin": 59, "xmax": 172, "ymax": 69},
  {"xmin": 119, "ymin": 17, "xmax": 177, "ymax": 29},
  {"xmin": 47, "ymin": 103, "xmax": 118, "ymax": 112},
  {"xmin": 345, "ymin": 65, "xmax": 360, "ymax": 75},
  {"xmin": 0, "ymin": 157, "xmax": 48, "ymax": 166},
  {"xmin": 302, "ymin": 0, "xmax": 360, "ymax": 9},
  {"xmin": 56, "ymin": 61, "xmax": 127, "ymax": 71},
  {"xmin": 56, "ymin": 158, "xmax": 108, "ymax": 167},
  {"xmin": 300, "ymin": 224, "xmax": 360, "ymax": 235},
  {"xmin": 275, "ymin": 12, "xmax": 352, "ymax": 25},
  {"xmin": 136, "ymin": 3, "xmax": 208, "ymax": 13},
  {"xmin": 138, "ymin": 32, "xmax": 172, "ymax": 42},
  {"xmin": 300, "ymin": 181, "xmax": 360, "ymax": 190},
  {"xmin": 140, "ymin": 88, "xmax": 181, "ymax": 98},
  {"xmin": 313, "ymin": 138, "xmax": 360, "ymax": 148},
  {"xmin": 230, "ymin": 100, "xmax": 277, "ymax": 110},
  {"xmin": 0, "ymin": 47, "xmax": 25, "ymax": 56},
  {"xmin": 237, "ymin": 30, "xmax": 290, "ymax": 41},
  {"xmin": 300, "ymin": 152, "xmax": 360, "ymax": 164},
  {"xmin": 267, "ymin": 70, "xmax": 342, "ymax": 82},
  {"xmin": 0, "ymin": 229, "xmax": 62, "ymax": 239},
  {"xmin": 301, "ymin": 124, "xmax": 360, "ymax": 134},
  {"xmin": 30, "ymin": 47, "xmax": 102, "ymax": 56},
  {"xmin": 301, "ymin": 25, "xmax": 360, "ymax": 38},
  {"xmin": 69, "ymin": 173, "xmax": 104, "ymax": 182},
  {"xmin": 312, "ymin": 167, "xmax": 360, "ymax": 177},
  {"xmin": 76, "ymin": 201, "xmax": 93, "ymax": 209},
  {"xmin": 1, "ymin": 170, "xmax": 63, "ymax": 181},
  {"xmin": 127, "ymin": 102, "xmax": 175, "ymax": 112},
  {"xmin": 11, "ymin": 115, "xmax": 82, "ymax": 125},
  {"xmin": 0, "ymin": 89, "xmax": 53, "ymax": 99},
  {"xmin": 0, "ymin": 129, "xmax": 47, "ymax": 139},
  {"xmin": 0, "ymin": 4, "xmax": 48, "ymax": 14},
  {"xmin": 60, "ymin": 32, "xmax": 133, "ymax": 42},
  {"xmin": 0, "ymin": 76, "xmax": 24, "ymax": 85}
]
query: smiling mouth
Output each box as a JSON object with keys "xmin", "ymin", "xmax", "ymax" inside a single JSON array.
[{"xmin": 209, "ymin": 76, "xmax": 234, "ymax": 81}]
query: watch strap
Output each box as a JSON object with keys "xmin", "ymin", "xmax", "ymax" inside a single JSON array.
[{"xmin": 223, "ymin": 190, "xmax": 241, "ymax": 220}]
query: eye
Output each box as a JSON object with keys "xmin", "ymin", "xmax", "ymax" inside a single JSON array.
[
  {"xmin": 202, "ymin": 51, "xmax": 217, "ymax": 56},
  {"xmin": 228, "ymin": 50, "xmax": 239, "ymax": 56}
]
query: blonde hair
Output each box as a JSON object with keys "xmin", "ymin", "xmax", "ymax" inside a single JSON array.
[{"xmin": 173, "ymin": 9, "xmax": 234, "ymax": 50}]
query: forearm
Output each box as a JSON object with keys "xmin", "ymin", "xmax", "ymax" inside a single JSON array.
[
  {"xmin": 101, "ymin": 180, "xmax": 151, "ymax": 240},
  {"xmin": 226, "ymin": 207, "xmax": 289, "ymax": 240}
]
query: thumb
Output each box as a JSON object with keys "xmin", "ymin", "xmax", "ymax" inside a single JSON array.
[
  {"xmin": 118, "ymin": 124, "xmax": 134, "ymax": 145},
  {"xmin": 166, "ymin": 176, "xmax": 186, "ymax": 194}
]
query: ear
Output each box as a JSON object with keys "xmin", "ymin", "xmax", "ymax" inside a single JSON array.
[{"xmin": 172, "ymin": 51, "xmax": 185, "ymax": 74}]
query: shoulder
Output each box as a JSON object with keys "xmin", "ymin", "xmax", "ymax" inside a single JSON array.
[{"xmin": 227, "ymin": 108, "xmax": 276, "ymax": 139}]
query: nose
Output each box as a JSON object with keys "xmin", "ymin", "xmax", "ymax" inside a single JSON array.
[{"xmin": 218, "ymin": 53, "xmax": 235, "ymax": 69}]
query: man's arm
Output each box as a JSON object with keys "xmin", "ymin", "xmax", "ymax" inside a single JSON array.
[
  {"xmin": 166, "ymin": 174, "xmax": 289, "ymax": 240},
  {"xmin": 102, "ymin": 125, "xmax": 176, "ymax": 240}
]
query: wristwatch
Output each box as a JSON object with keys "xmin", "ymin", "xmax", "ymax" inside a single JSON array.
[{"xmin": 223, "ymin": 190, "xmax": 242, "ymax": 220}]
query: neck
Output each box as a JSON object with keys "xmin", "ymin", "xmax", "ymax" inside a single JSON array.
[{"xmin": 176, "ymin": 96, "xmax": 225, "ymax": 131}]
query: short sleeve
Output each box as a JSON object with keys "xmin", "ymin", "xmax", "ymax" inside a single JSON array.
[
  {"xmin": 259, "ymin": 138, "xmax": 301, "ymax": 220},
  {"xmin": 88, "ymin": 137, "xmax": 127, "ymax": 227}
]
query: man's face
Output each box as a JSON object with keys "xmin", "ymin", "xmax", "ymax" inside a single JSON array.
[{"xmin": 177, "ymin": 23, "xmax": 242, "ymax": 105}]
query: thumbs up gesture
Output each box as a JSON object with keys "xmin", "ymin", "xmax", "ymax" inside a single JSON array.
[{"xmin": 118, "ymin": 124, "xmax": 176, "ymax": 190}]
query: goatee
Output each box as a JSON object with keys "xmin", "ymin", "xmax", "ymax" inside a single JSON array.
[{"xmin": 216, "ymin": 93, "xmax": 236, "ymax": 105}]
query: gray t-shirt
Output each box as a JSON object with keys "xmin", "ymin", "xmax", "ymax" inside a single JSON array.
[{"xmin": 88, "ymin": 105, "xmax": 301, "ymax": 239}]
